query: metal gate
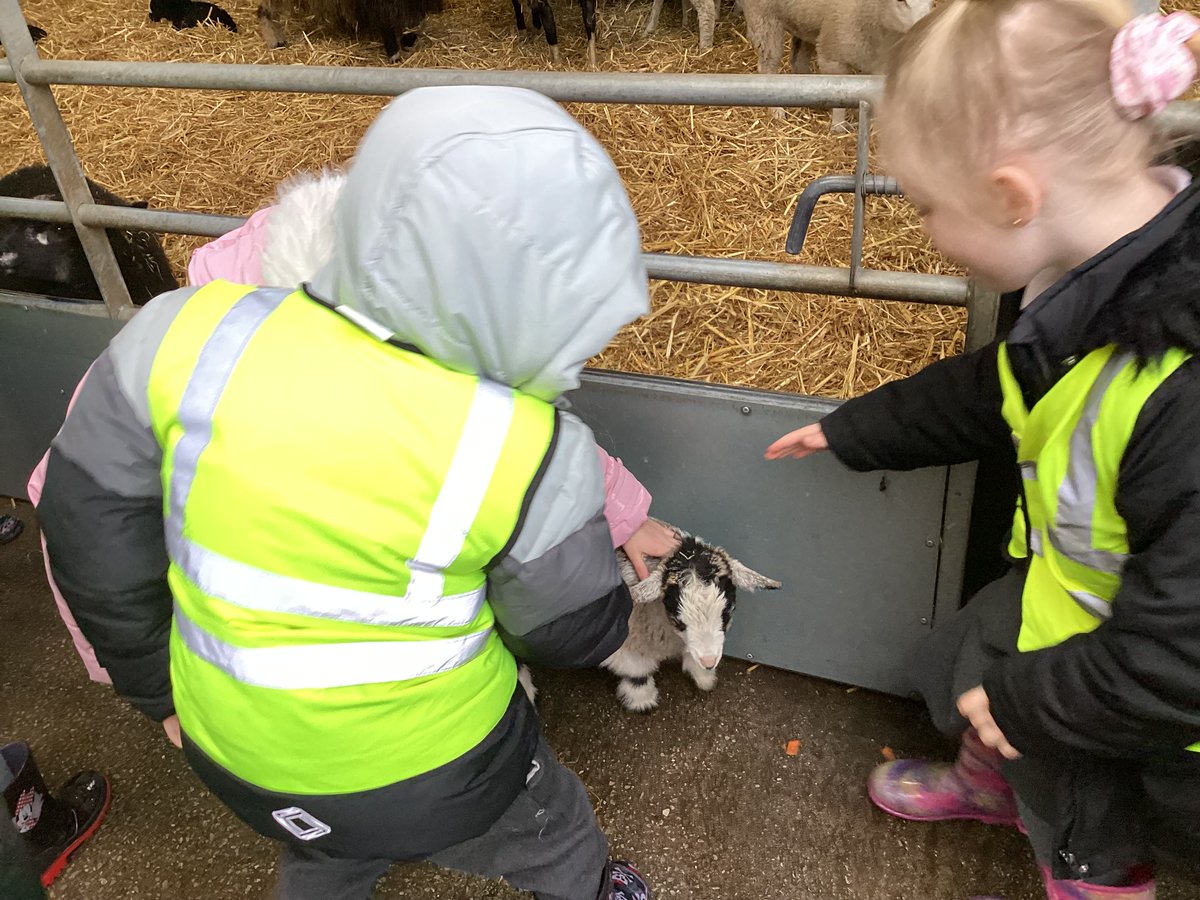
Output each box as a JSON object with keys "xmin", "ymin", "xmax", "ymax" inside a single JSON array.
[{"xmin": 2, "ymin": 0, "xmax": 1196, "ymax": 693}]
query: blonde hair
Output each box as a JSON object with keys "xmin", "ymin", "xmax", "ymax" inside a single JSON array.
[{"xmin": 878, "ymin": 0, "xmax": 1160, "ymax": 195}]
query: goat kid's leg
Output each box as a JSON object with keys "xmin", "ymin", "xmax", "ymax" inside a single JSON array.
[
  {"xmin": 691, "ymin": 0, "xmax": 716, "ymax": 49},
  {"xmin": 617, "ymin": 674, "xmax": 660, "ymax": 712},
  {"xmin": 516, "ymin": 663, "xmax": 538, "ymax": 706},
  {"xmin": 257, "ymin": 3, "xmax": 287, "ymax": 47},
  {"xmin": 682, "ymin": 653, "xmax": 718, "ymax": 692},
  {"xmin": 605, "ymin": 651, "xmax": 660, "ymax": 712}
]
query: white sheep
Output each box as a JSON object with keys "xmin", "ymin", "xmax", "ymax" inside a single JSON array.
[
  {"xmin": 519, "ymin": 525, "xmax": 781, "ymax": 711},
  {"xmin": 741, "ymin": 0, "xmax": 930, "ymax": 128}
]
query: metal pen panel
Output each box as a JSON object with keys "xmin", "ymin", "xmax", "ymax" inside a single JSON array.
[{"xmin": 0, "ymin": 4, "xmax": 133, "ymax": 317}]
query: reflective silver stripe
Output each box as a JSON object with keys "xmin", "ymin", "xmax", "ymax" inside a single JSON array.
[
  {"xmin": 172, "ymin": 537, "xmax": 486, "ymax": 628},
  {"xmin": 165, "ymin": 287, "xmax": 511, "ymax": 632},
  {"xmin": 1048, "ymin": 351, "xmax": 1132, "ymax": 580},
  {"xmin": 1046, "ymin": 528, "xmax": 1127, "ymax": 577},
  {"xmin": 406, "ymin": 380, "xmax": 514, "ymax": 606},
  {"xmin": 175, "ymin": 602, "xmax": 493, "ymax": 689},
  {"xmin": 168, "ymin": 288, "xmax": 289, "ymax": 531},
  {"xmin": 335, "ymin": 304, "xmax": 395, "ymax": 342},
  {"xmin": 1029, "ymin": 527, "xmax": 1044, "ymax": 557},
  {"xmin": 1020, "ymin": 460, "xmax": 1037, "ymax": 481},
  {"xmin": 1067, "ymin": 589, "xmax": 1114, "ymax": 622}
]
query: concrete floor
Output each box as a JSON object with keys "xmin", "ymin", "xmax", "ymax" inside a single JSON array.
[{"xmin": 2, "ymin": 501, "xmax": 1198, "ymax": 900}]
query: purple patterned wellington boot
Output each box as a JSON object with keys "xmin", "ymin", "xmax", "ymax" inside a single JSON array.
[{"xmin": 867, "ymin": 727, "xmax": 1022, "ymax": 827}]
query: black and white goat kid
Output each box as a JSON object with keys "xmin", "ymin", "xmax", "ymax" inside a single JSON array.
[
  {"xmin": 518, "ymin": 525, "xmax": 781, "ymax": 711},
  {"xmin": 606, "ymin": 528, "xmax": 780, "ymax": 711}
]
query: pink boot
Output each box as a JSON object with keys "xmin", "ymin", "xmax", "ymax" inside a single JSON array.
[
  {"xmin": 1041, "ymin": 867, "xmax": 1155, "ymax": 899},
  {"xmin": 867, "ymin": 728, "xmax": 1022, "ymax": 828}
]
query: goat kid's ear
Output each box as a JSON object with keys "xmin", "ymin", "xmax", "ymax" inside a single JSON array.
[
  {"xmin": 729, "ymin": 559, "xmax": 782, "ymax": 592},
  {"xmin": 630, "ymin": 569, "xmax": 665, "ymax": 604}
]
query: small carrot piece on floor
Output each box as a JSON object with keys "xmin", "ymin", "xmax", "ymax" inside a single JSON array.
[
  {"xmin": 785, "ymin": 739, "xmax": 801, "ymax": 756},
  {"xmin": 881, "ymin": 746, "xmax": 896, "ymax": 761}
]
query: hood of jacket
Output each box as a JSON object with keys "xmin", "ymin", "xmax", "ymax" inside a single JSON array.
[{"xmin": 308, "ymin": 85, "xmax": 648, "ymax": 401}]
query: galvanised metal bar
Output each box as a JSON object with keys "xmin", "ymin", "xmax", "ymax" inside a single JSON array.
[
  {"xmin": 963, "ymin": 282, "xmax": 1002, "ymax": 353},
  {"xmin": 0, "ymin": 197, "xmax": 247, "ymax": 236},
  {"xmin": 0, "ymin": 3, "xmax": 133, "ymax": 317},
  {"xmin": 0, "ymin": 196, "xmax": 76, "ymax": 224},
  {"xmin": 0, "ymin": 196, "xmax": 972, "ymax": 304},
  {"xmin": 77, "ymin": 203, "xmax": 245, "ymax": 237},
  {"xmin": 0, "ymin": 58, "xmax": 882, "ymax": 106},
  {"xmin": 784, "ymin": 175, "xmax": 902, "ymax": 255},
  {"xmin": 850, "ymin": 100, "xmax": 871, "ymax": 290},
  {"xmin": 786, "ymin": 175, "xmax": 903, "ymax": 255},
  {"xmin": 640, "ymin": 254, "xmax": 967, "ymax": 304},
  {"xmin": 3, "ymin": 55, "xmax": 1199, "ymax": 132}
]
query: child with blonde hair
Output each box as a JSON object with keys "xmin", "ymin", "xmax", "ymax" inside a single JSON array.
[{"xmin": 768, "ymin": 2, "xmax": 1200, "ymax": 896}]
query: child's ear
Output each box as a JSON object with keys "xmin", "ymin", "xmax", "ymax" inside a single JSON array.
[{"xmin": 989, "ymin": 165, "xmax": 1043, "ymax": 228}]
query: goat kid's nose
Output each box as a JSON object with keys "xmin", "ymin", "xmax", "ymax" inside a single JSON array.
[{"xmin": 699, "ymin": 655, "xmax": 720, "ymax": 670}]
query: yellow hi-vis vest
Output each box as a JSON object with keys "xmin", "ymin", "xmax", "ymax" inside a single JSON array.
[
  {"xmin": 997, "ymin": 341, "xmax": 1199, "ymax": 753},
  {"xmin": 146, "ymin": 282, "xmax": 556, "ymax": 794}
]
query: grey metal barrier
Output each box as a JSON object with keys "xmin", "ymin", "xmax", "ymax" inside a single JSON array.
[{"xmin": 4, "ymin": 0, "xmax": 1200, "ymax": 694}]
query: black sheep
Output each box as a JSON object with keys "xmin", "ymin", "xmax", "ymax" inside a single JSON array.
[
  {"xmin": 0, "ymin": 23, "xmax": 47, "ymax": 46},
  {"xmin": 258, "ymin": 0, "xmax": 440, "ymax": 61},
  {"xmin": 149, "ymin": 0, "xmax": 238, "ymax": 32},
  {"xmin": 0, "ymin": 166, "xmax": 179, "ymax": 306}
]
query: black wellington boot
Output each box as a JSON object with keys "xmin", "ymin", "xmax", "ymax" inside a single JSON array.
[{"xmin": 2, "ymin": 742, "xmax": 111, "ymax": 886}]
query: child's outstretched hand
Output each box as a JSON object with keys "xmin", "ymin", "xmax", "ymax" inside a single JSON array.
[
  {"xmin": 957, "ymin": 686, "xmax": 1021, "ymax": 760},
  {"xmin": 765, "ymin": 423, "xmax": 829, "ymax": 460},
  {"xmin": 622, "ymin": 519, "xmax": 681, "ymax": 581}
]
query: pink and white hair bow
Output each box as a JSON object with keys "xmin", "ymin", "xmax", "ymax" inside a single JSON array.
[{"xmin": 1111, "ymin": 11, "xmax": 1200, "ymax": 120}]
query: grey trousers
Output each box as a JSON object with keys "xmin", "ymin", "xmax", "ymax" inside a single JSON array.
[{"xmin": 275, "ymin": 736, "xmax": 609, "ymax": 900}]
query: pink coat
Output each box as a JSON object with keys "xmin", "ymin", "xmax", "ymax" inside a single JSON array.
[
  {"xmin": 596, "ymin": 448, "xmax": 651, "ymax": 548},
  {"xmin": 28, "ymin": 368, "xmax": 111, "ymax": 684},
  {"xmin": 186, "ymin": 207, "xmax": 272, "ymax": 287}
]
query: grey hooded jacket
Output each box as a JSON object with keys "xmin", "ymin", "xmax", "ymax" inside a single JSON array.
[{"xmin": 36, "ymin": 85, "xmax": 649, "ymax": 859}]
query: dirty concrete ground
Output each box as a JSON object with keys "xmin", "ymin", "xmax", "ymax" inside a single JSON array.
[{"xmin": 2, "ymin": 501, "xmax": 1197, "ymax": 900}]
